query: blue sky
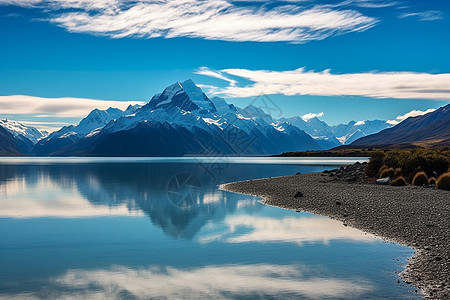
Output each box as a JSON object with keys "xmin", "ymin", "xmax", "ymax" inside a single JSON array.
[{"xmin": 0, "ymin": 0, "xmax": 449, "ymax": 131}]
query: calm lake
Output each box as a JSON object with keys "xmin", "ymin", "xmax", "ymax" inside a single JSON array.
[{"xmin": 0, "ymin": 157, "xmax": 419, "ymax": 299}]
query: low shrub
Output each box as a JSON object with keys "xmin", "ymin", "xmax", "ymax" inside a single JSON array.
[
  {"xmin": 366, "ymin": 148, "xmax": 450, "ymax": 179},
  {"xmin": 436, "ymin": 173, "xmax": 450, "ymax": 190},
  {"xmin": 412, "ymin": 171, "xmax": 428, "ymax": 186},
  {"xmin": 394, "ymin": 168, "xmax": 402, "ymax": 178},
  {"xmin": 378, "ymin": 164, "xmax": 388, "ymax": 174},
  {"xmin": 380, "ymin": 167, "xmax": 395, "ymax": 179},
  {"xmin": 428, "ymin": 177, "xmax": 437, "ymax": 185},
  {"xmin": 366, "ymin": 151, "xmax": 386, "ymax": 177},
  {"xmin": 391, "ymin": 176, "xmax": 407, "ymax": 186}
]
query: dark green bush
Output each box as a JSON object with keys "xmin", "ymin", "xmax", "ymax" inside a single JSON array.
[
  {"xmin": 412, "ymin": 171, "xmax": 428, "ymax": 186},
  {"xmin": 391, "ymin": 176, "xmax": 407, "ymax": 186},
  {"xmin": 380, "ymin": 167, "xmax": 395, "ymax": 179},
  {"xmin": 428, "ymin": 177, "xmax": 436, "ymax": 185},
  {"xmin": 436, "ymin": 173, "xmax": 450, "ymax": 190}
]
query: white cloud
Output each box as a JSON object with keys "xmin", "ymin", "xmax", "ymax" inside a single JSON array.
[
  {"xmin": 386, "ymin": 120, "xmax": 398, "ymax": 125},
  {"xmin": 0, "ymin": 95, "xmax": 144, "ymax": 118},
  {"xmin": 399, "ymin": 10, "xmax": 444, "ymax": 21},
  {"xmin": 325, "ymin": 0, "xmax": 398, "ymax": 9},
  {"xmin": 353, "ymin": 1, "xmax": 397, "ymax": 8},
  {"xmin": 49, "ymin": 264, "xmax": 373, "ymax": 299},
  {"xmin": 0, "ymin": 0, "xmax": 41, "ymax": 7},
  {"xmin": 386, "ymin": 108, "xmax": 436, "ymax": 125},
  {"xmin": 2, "ymin": 0, "xmax": 377, "ymax": 43},
  {"xmin": 197, "ymin": 67, "xmax": 450, "ymax": 100},
  {"xmin": 0, "ymin": 0, "xmax": 117, "ymax": 9},
  {"xmin": 301, "ymin": 112, "xmax": 324, "ymax": 121},
  {"xmin": 196, "ymin": 67, "xmax": 237, "ymax": 86}
]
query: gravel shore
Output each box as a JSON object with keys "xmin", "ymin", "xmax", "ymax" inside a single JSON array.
[{"xmin": 222, "ymin": 167, "xmax": 450, "ymax": 299}]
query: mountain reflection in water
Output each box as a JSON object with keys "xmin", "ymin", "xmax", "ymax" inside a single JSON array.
[{"xmin": 0, "ymin": 160, "xmax": 357, "ymax": 240}]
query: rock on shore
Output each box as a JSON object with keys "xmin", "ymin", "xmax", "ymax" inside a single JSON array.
[{"xmin": 222, "ymin": 167, "xmax": 450, "ymax": 299}]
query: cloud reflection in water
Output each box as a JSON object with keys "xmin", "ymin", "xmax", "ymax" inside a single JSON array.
[
  {"xmin": 0, "ymin": 175, "xmax": 141, "ymax": 218},
  {"xmin": 51, "ymin": 264, "xmax": 373, "ymax": 300},
  {"xmin": 199, "ymin": 215, "xmax": 376, "ymax": 245}
]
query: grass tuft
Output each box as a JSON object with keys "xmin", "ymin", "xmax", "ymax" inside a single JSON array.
[
  {"xmin": 412, "ymin": 171, "xmax": 428, "ymax": 186},
  {"xmin": 428, "ymin": 177, "xmax": 437, "ymax": 185},
  {"xmin": 380, "ymin": 167, "xmax": 395, "ymax": 179},
  {"xmin": 436, "ymin": 173, "xmax": 450, "ymax": 191},
  {"xmin": 391, "ymin": 176, "xmax": 407, "ymax": 186}
]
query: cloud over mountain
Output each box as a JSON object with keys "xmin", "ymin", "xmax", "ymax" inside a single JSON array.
[
  {"xmin": 387, "ymin": 108, "xmax": 436, "ymax": 125},
  {"xmin": 301, "ymin": 112, "xmax": 324, "ymax": 122}
]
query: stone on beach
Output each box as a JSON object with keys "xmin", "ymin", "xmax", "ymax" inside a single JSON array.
[{"xmin": 376, "ymin": 177, "xmax": 391, "ymax": 185}]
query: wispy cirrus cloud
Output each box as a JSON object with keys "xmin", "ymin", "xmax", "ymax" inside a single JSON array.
[
  {"xmin": 399, "ymin": 10, "xmax": 444, "ymax": 21},
  {"xmin": 325, "ymin": 0, "xmax": 398, "ymax": 9},
  {"xmin": 0, "ymin": 0, "xmax": 40, "ymax": 7},
  {"xmin": 387, "ymin": 108, "xmax": 436, "ymax": 125},
  {"xmin": 196, "ymin": 66, "xmax": 237, "ymax": 86},
  {"xmin": 196, "ymin": 67, "xmax": 450, "ymax": 101},
  {"xmin": 1, "ymin": 0, "xmax": 378, "ymax": 43}
]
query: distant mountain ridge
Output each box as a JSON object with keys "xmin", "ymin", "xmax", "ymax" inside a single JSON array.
[
  {"xmin": 33, "ymin": 105, "xmax": 141, "ymax": 155},
  {"xmin": 351, "ymin": 104, "xmax": 450, "ymax": 148},
  {"xmin": 332, "ymin": 120, "xmax": 392, "ymax": 145},
  {"xmin": 3, "ymin": 79, "xmax": 432, "ymax": 157},
  {"xmin": 280, "ymin": 116, "xmax": 392, "ymax": 148}
]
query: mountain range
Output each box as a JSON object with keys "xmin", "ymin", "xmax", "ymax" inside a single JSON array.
[
  {"xmin": 2, "ymin": 79, "xmax": 446, "ymax": 156},
  {"xmin": 33, "ymin": 80, "xmax": 322, "ymax": 156},
  {"xmin": 279, "ymin": 116, "xmax": 392, "ymax": 149},
  {"xmin": 351, "ymin": 103, "xmax": 450, "ymax": 148}
]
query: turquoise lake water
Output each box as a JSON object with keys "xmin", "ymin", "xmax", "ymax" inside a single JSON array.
[{"xmin": 0, "ymin": 157, "xmax": 420, "ymax": 299}]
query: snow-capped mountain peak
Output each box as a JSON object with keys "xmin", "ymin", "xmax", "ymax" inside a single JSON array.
[
  {"xmin": 0, "ymin": 119, "xmax": 45, "ymax": 144},
  {"xmin": 76, "ymin": 107, "xmax": 126, "ymax": 135},
  {"xmin": 211, "ymin": 96, "xmax": 237, "ymax": 115},
  {"xmin": 146, "ymin": 79, "xmax": 216, "ymax": 113},
  {"xmin": 331, "ymin": 120, "xmax": 392, "ymax": 145},
  {"xmin": 34, "ymin": 105, "xmax": 142, "ymax": 154},
  {"xmin": 239, "ymin": 105, "xmax": 274, "ymax": 125},
  {"xmin": 124, "ymin": 104, "xmax": 141, "ymax": 115}
]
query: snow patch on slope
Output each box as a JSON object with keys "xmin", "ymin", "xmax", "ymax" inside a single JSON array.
[{"xmin": 0, "ymin": 119, "xmax": 45, "ymax": 143}]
